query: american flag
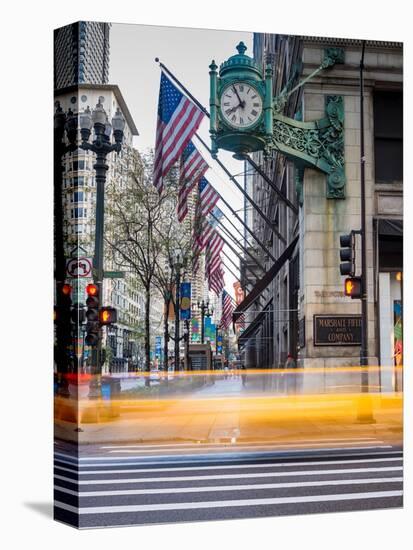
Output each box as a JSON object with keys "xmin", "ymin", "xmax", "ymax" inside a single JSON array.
[
  {"xmin": 236, "ymin": 312, "xmax": 246, "ymax": 331},
  {"xmin": 191, "ymin": 180, "xmax": 220, "ymax": 272},
  {"xmin": 207, "ymin": 205, "xmax": 224, "ymax": 228},
  {"xmin": 220, "ymin": 289, "xmax": 234, "ymax": 330},
  {"xmin": 177, "ymin": 141, "xmax": 208, "ymax": 222},
  {"xmin": 205, "ymin": 230, "xmax": 224, "ymax": 277},
  {"xmin": 209, "ymin": 264, "xmax": 225, "ymax": 295},
  {"xmin": 199, "ymin": 177, "xmax": 220, "ymax": 217},
  {"xmin": 153, "ymin": 73, "xmax": 205, "ymax": 193}
]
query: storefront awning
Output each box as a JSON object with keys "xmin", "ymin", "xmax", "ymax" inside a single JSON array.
[
  {"xmin": 238, "ymin": 299, "xmax": 273, "ymax": 350},
  {"xmin": 233, "ymin": 235, "xmax": 299, "ymax": 324},
  {"xmin": 377, "ymin": 218, "xmax": 403, "ymax": 237}
]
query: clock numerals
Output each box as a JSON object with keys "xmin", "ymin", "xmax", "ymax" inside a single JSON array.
[{"xmin": 220, "ymin": 82, "xmax": 263, "ymax": 128}]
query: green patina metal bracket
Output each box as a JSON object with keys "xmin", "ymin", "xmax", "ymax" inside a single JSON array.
[
  {"xmin": 270, "ymin": 94, "xmax": 345, "ymax": 199},
  {"xmin": 210, "ymin": 44, "xmax": 346, "ymax": 199}
]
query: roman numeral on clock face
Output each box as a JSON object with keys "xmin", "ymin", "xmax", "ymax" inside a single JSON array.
[{"xmin": 220, "ymin": 83, "xmax": 262, "ymax": 128}]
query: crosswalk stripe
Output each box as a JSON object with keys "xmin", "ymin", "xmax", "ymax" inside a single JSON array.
[
  {"xmin": 54, "ymin": 477, "xmax": 402, "ymax": 497},
  {"xmin": 99, "ymin": 438, "xmax": 382, "ymax": 449},
  {"xmin": 54, "ymin": 457, "xmax": 402, "ymax": 475},
  {"xmin": 56, "ymin": 446, "xmax": 395, "ymax": 462},
  {"xmin": 54, "ymin": 465, "xmax": 402, "ymax": 485},
  {"xmin": 54, "ymin": 490, "xmax": 403, "ymax": 514},
  {"xmin": 106, "ymin": 443, "xmax": 390, "ymax": 454}
]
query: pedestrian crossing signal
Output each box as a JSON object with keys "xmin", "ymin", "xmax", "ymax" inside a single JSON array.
[
  {"xmin": 344, "ymin": 277, "xmax": 362, "ymax": 299},
  {"xmin": 99, "ymin": 307, "xmax": 117, "ymax": 325}
]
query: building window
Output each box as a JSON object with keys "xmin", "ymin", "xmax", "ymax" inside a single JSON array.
[
  {"xmin": 73, "ymin": 176, "xmax": 85, "ymax": 187},
  {"xmin": 74, "ymin": 224, "xmax": 85, "ymax": 234},
  {"xmin": 373, "ymin": 91, "xmax": 403, "ymax": 184},
  {"xmin": 73, "ymin": 159, "xmax": 86, "ymax": 171},
  {"xmin": 71, "ymin": 207, "xmax": 87, "ymax": 219},
  {"xmin": 71, "ymin": 191, "xmax": 85, "ymax": 203}
]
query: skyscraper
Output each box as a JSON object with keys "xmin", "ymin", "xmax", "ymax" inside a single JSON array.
[{"xmin": 54, "ymin": 21, "xmax": 110, "ymax": 90}]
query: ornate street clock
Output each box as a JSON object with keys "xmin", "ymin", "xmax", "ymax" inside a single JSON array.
[
  {"xmin": 210, "ymin": 41, "xmax": 273, "ymax": 159},
  {"xmin": 210, "ymin": 42, "xmax": 346, "ymax": 199}
]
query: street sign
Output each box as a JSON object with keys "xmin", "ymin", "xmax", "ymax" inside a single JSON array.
[
  {"xmin": 104, "ymin": 271, "xmax": 125, "ymax": 279},
  {"xmin": 66, "ymin": 257, "xmax": 92, "ymax": 278}
]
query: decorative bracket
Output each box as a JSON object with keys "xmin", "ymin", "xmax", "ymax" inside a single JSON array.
[
  {"xmin": 269, "ymin": 48, "xmax": 345, "ymax": 199},
  {"xmin": 268, "ymin": 95, "xmax": 345, "ymax": 199}
]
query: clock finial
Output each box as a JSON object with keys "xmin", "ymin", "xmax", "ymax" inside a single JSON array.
[{"xmin": 236, "ymin": 41, "xmax": 247, "ymax": 55}]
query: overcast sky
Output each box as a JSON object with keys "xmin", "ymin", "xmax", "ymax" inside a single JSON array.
[{"xmin": 109, "ymin": 23, "xmax": 255, "ymax": 298}]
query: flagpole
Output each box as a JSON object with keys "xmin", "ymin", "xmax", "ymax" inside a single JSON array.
[
  {"xmin": 211, "ymin": 211, "xmax": 265, "ymax": 270},
  {"xmin": 195, "ymin": 133, "xmax": 286, "ymax": 244},
  {"xmin": 222, "ymin": 261, "xmax": 241, "ymax": 283},
  {"xmin": 215, "ymin": 208, "xmax": 245, "ymax": 244},
  {"xmin": 218, "ymin": 207, "xmax": 277, "ymax": 264},
  {"xmin": 204, "ymin": 178, "xmax": 276, "ymax": 261},
  {"xmin": 212, "ymin": 222, "xmax": 265, "ymax": 276},
  {"xmin": 221, "ymin": 249, "xmax": 244, "ymax": 277},
  {"xmin": 155, "ymin": 59, "xmax": 289, "ymax": 241},
  {"xmin": 156, "ymin": 60, "xmax": 210, "ymax": 118}
]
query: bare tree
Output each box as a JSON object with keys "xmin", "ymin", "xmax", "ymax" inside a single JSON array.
[{"xmin": 106, "ymin": 152, "xmax": 179, "ymax": 372}]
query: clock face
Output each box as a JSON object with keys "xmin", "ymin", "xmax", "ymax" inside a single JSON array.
[{"xmin": 220, "ymin": 82, "xmax": 263, "ymax": 129}]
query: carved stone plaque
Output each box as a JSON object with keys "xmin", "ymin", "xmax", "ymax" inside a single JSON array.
[{"xmin": 313, "ymin": 315, "xmax": 361, "ymax": 346}]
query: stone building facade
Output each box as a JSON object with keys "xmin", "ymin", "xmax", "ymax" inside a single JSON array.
[{"xmin": 239, "ymin": 34, "xmax": 402, "ymax": 383}]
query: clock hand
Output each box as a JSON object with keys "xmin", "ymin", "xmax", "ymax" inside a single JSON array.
[
  {"xmin": 227, "ymin": 104, "xmax": 241, "ymax": 114},
  {"xmin": 232, "ymin": 85, "xmax": 245, "ymax": 108}
]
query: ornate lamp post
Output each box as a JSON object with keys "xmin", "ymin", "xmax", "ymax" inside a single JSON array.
[
  {"xmin": 79, "ymin": 100, "xmax": 125, "ymax": 393},
  {"xmin": 54, "ymin": 103, "xmax": 78, "ymax": 394},
  {"xmin": 171, "ymin": 247, "xmax": 184, "ymax": 370},
  {"xmin": 197, "ymin": 299, "xmax": 214, "ymax": 344}
]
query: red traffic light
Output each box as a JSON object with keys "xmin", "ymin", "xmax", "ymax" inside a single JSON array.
[
  {"xmin": 61, "ymin": 283, "xmax": 72, "ymax": 296},
  {"xmin": 99, "ymin": 307, "xmax": 117, "ymax": 325},
  {"xmin": 86, "ymin": 283, "xmax": 99, "ymax": 297},
  {"xmin": 344, "ymin": 277, "xmax": 362, "ymax": 299}
]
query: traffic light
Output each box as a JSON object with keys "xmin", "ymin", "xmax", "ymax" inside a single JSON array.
[
  {"xmin": 344, "ymin": 277, "xmax": 362, "ymax": 299},
  {"xmin": 339, "ymin": 233, "xmax": 355, "ymax": 276},
  {"xmin": 55, "ymin": 283, "xmax": 72, "ymax": 324},
  {"xmin": 85, "ymin": 283, "xmax": 100, "ymax": 346},
  {"xmin": 99, "ymin": 307, "xmax": 117, "ymax": 325},
  {"xmin": 70, "ymin": 304, "xmax": 86, "ymax": 325}
]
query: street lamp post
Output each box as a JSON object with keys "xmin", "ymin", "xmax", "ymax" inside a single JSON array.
[
  {"xmin": 171, "ymin": 248, "xmax": 183, "ymax": 370},
  {"xmin": 54, "ymin": 103, "xmax": 78, "ymax": 395},
  {"xmin": 79, "ymin": 100, "xmax": 125, "ymax": 394},
  {"xmin": 184, "ymin": 319, "xmax": 190, "ymax": 370},
  {"xmin": 197, "ymin": 299, "xmax": 214, "ymax": 344}
]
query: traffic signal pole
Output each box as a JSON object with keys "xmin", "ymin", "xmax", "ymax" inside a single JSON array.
[{"xmin": 359, "ymin": 41, "xmax": 368, "ymax": 367}]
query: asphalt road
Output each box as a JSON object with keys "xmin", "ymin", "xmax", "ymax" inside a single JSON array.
[{"xmin": 54, "ymin": 441, "xmax": 403, "ymax": 529}]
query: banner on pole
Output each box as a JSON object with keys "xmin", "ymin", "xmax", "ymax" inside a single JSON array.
[{"xmin": 180, "ymin": 282, "xmax": 191, "ymax": 320}]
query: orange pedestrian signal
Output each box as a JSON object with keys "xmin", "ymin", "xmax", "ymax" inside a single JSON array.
[
  {"xmin": 344, "ymin": 277, "xmax": 362, "ymax": 299},
  {"xmin": 99, "ymin": 307, "xmax": 117, "ymax": 326}
]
